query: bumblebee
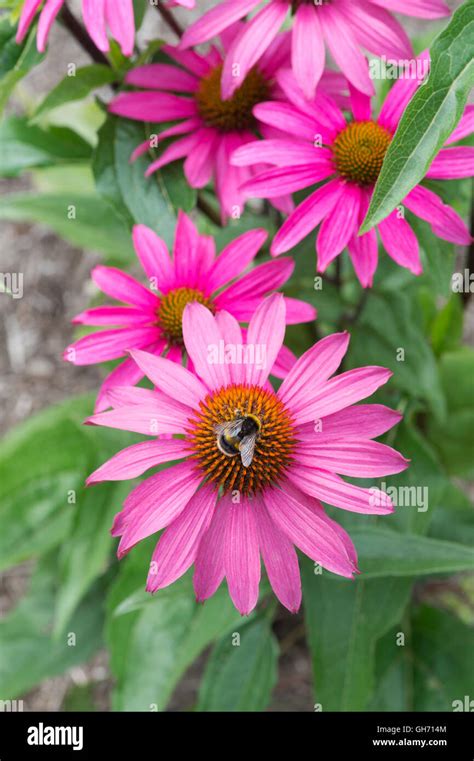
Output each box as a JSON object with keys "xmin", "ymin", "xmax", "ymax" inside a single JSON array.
[{"xmin": 215, "ymin": 413, "xmax": 261, "ymax": 467}]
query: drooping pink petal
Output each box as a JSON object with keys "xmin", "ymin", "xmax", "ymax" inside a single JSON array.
[
  {"xmin": 36, "ymin": 0, "xmax": 64, "ymax": 52},
  {"xmin": 253, "ymin": 494, "xmax": 301, "ymax": 613},
  {"xmin": 403, "ymin": 185, "xmax": 471, "ymax": 246},
  {"xmin": 129, "ymin": 348, "xmax": 207, "ymax": 407},
  {"xmin": 341, "ymin": 0, "xmax": 412, "ymax": 60},
  {"xmin": 184, "ymin": 129, "xmax": 218, "ymax": 187},
  {"xmin": 214, "ymin": 132, "xmax": 249, "ymax": 221},
  {"xmin": 117, "ymin": 461, "xmax": 201, "ymax": 556},
  {"xmin": 221, "ymin": 1, "xmax": 288, "ymax": 100},
  {"xmin": 16, "ymin": 0, "xmax": 43, "ymax": 44},
  {"xmin": 193, "ymin": 497, "xmax": 229, "ymax": 602},
  {"xmin": 264, "ymin": 483, "xmax": 357, "ymax": 576},
  {"xmin": 271, "ymin": 179, "xmax": 345, "ymax": 255},
  {"xmin": 287, "ymin": 465, "xmax": 394, "ymax": 515},
  {"xmin": 82, "ymin": 0, "xmax": 108, "ymax": 52},
  {"xmin": 146, "ymin": 484, "xmax": 217, "ymax": 592},
  {"xmin": 292, "ymin": 4, "xmax": 325, "ymax": 99},
  {"xmin": 378, "ymin": 210, "xmax": 422, "ymax": 275},
  {"xmin": 317, "ymin": 183, "xmax": 361, "ymax": 271},
  {"xmin": 87, "ymin": 439, "xmax": 188, "ymax": 484},
  {"xmin": 206, "ymin": 228, "xmax": 268, "ymax": 293},
  {"xmin": 347, "ymin": 188, "xmax": 378, "ymax": 287},
  {"xmin": 319, "ymin": 4, "xmax": 374, "ymax": 96},
  {"xmin": 224, "ymin": 497, "xmax": 261, "ymax": 616},
  {"xmin": 104, "ymin": 0, "xmax": 134, "ymax": 57},
  {"xmin": 283, "ymin": 481, "xmax": 359, "ymax": 568},
  {"xmin": 91, "ymin": 265, "xmax": 158, "ymax": 309},
  {"xmin": 278, "ymin": 332, "xmax": 349, "ymax": 416}
]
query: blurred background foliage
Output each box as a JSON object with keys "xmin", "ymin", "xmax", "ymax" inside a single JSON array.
[{"xmin": 0, "ymin": 0, "xmax": 473, "ymax": 711}]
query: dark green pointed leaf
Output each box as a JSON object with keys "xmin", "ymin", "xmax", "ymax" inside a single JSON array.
[
  {"xmin": 197, "ymin": 618, "xmax": 279, "ymax": 712},
  {"xmin": 302, "ymin": 558, "xmax": 412, "ymax": 711}
]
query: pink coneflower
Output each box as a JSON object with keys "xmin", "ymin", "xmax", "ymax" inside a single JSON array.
[
  {"xmin": 108, "ymin": 29, "xmax": 345, "ymax": 222},
  {"xmin": 85, "ymin": 294, "xmax": 409, "ymax": 615},
  {"xmin": 108, "ymin": 29, "xmax": 297, "ymax": 221},
  {"xmin": 16, "ymin": 0, "xmax": 135, "ymax": 55},
  {"xmin": 180, "ymin": 0, "xmax": 450, "ymax": 100},
  {"xmin": 64, "ymin": 213, "xmax": 315, "ymax": 412},
  {"xmin": 233, "ymin": 63, "xmax": 474, "ymax": 287}
]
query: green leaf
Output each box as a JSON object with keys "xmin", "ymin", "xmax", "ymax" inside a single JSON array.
[
  {"xmin": 430, "ymin": 293, "xmax": 463, "ymax": 356},
  {"xmin": 53, "ymin": 481, "xmax": 129, "ymax": 637},
  {"xmin": 0, "ymin": 408, "xmax": 92, "ymax": 571},
  {"xmin": 302, "ymin": 558, "xmax": 412, "ymax": 711},
  {"xmin": 369, "ymin": 627, "xmax": 413, "ymax": 711},
  {"xmin": 361, "ymin": 0, "xmax": 474, "ymax": 232},
  {"xmin": 0, "ymin": 116, "xmax": 91, "ymax": 177},
  {"xmin": 92, "ymin": 114, "xmax": 134, "ymax": 226},
  {"xmin": 346, "ymin": 289, "xmax": 446, "ymax": 420},
  {"xmin": 113, "ymin": 119, "xmax": 177, "ymax": 245},
  {"xmin": 412, "ymin": 605, "xmax": 474, "ymax": 710},
  {"xmin": 0, "ymin": 192, "xmax": 135, "ymax": 262},
  {"xmin": 0, "ymin": 20, "xmax": 44, "ymax": 113},
  {"xmin": 349, "ymin": 528, "xmax": 474, "ymax": 578},
  {"xmin": 33, "ymin": 64, "xmax": 117, "ymax": 119},
  {"xmin": 429, "ymin": 483, "xmax": 474, "ymax": 547},
  {"xmin": 371, "ymin": 602, "xmax": 474, "ymax": 711},
  {"xmin": 106, "ymin": 545, "xmax": 244, "ymax": 710},
  {"xmin": 197, "ymin": 618, "xmax": 279, "ymax": 712},
  {"xmin": 427, "ymin": 348, "xmax": 474, "ymax": 477},
  {"xmin": 0, "ymin": 557, "xmax": 104, "ymax": 698}
]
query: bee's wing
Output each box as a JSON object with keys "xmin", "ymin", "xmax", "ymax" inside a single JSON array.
[
  {"xmin": 215, "ymin": 420, "xmax": 242, "ymax": 437},
  {"xmin": 239, "ymin": 434, "xmax": 257, "ymax": 467}
]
